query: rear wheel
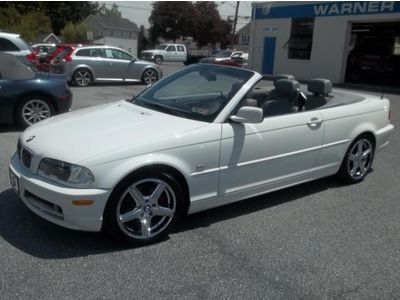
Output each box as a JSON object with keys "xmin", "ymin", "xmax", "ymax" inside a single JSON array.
[
  {"xmin": 16, "ymin": 95, "xmax": 54, "ymax": 128},
  {"xmin": 73, "ymin": 68, "xmax": 92, "ymax": 87},
  {"xmin": 141, "ymin": 69, "xmax": 158, "ymax": 85},
  {"xmin": 336, "ymin": 134, "xmax": 375, "ymax": 183},
  {"xmin": 104, "ymin": 171, "xmax": 184, "ymax": 245}
]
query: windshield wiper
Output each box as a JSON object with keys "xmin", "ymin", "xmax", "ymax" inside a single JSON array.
[{"xmin": 138, "ymin": 101, "xmax": 188, "ymax": 118}]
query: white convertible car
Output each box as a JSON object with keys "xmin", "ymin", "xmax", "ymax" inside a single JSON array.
[{"xmin": 9, "ymin": 64, "xmax": 394, "ymax": 244}]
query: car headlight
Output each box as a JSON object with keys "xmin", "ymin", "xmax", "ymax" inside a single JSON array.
[{"xmin": 38, "ymin": 158, "xmax": 95, "ymax": 188}]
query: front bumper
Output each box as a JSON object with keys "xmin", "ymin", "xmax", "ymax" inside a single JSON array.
[{"xmin": 9, "ymin": 153, "xmax": 111, "ymax": 232}]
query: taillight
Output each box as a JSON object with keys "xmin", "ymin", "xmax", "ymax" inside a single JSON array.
[
  {"xmin": 26, "ymin": 52, "xmax": 37, "ymax": 62},
  {"xmin": 64, "ymin": 53, "xmax": 72, "ymax": 62}
]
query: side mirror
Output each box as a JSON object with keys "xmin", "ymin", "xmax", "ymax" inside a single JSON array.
[{"xmin": 230, "ymin": 106, "xmax": 263, "ymax": 124}]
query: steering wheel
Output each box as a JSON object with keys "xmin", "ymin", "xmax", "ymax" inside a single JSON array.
[{"xmin": 216, "ymin": 91, "xmax": 227, "ymax": 103}]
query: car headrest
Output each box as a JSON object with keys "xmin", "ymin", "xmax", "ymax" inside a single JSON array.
[
  {"xmin": 308, "ymin": 78, "xmax": 332, "ymax": 96},
  {"xmin": 275, "ymin": 79, "xmax": 300, "ymax": 98},
  {"xmin": 273, "ymin": 74, "xmax": 295, "ymax": 86},
  {"xmin": 243, "ymin": 98, "xmax": 258, "ymax": 107},
  {"xmin": 245, "ymin": 88, "xmax": 254, "ymax": 99}
]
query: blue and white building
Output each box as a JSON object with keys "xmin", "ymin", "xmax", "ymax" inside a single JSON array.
[{"xmin": 249, "ymin": 1, "xmax": 400, "ymax": 85}]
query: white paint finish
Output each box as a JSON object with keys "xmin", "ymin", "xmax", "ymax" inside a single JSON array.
[
  {"xmin": 9, "ymin": 68, "xmax": 395, "ymax": 232},
  {"xmin": 219, "ymin": 110, "xmax": 324, "ymax": 196}
]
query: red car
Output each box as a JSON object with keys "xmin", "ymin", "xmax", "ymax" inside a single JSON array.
[{"xmin": 35, "ymin": 43, "xmax": 83, "ymax": 72}]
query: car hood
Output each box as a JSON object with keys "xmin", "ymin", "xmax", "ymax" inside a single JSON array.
[{"xmin": 21, "ymin": 101, "xmax": 207, "ymax": 166}]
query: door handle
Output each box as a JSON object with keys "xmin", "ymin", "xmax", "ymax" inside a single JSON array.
[{"xmin": 307, "ymin": 117, "xmax": 323, "ymax": 128}]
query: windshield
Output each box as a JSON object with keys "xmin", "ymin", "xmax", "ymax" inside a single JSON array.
[
  {"xmin": 156, "ymin": 45, "xmax": 168, "ymax": 50},
  {"xmin": 216, "ymin": 50, "xmax": 233, "ymax": 58},
  {"xmin": 132, "ymin": 64, "xmax": 254, "ymax": 122},
  {"xmin": 0, "ymin": 52, "xmax": 35, "ymax": 80}
]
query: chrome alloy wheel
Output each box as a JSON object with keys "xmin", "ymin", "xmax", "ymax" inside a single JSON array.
[
  {"xmin": 142, "ymin": 69, "xmax": 158, "ymax": 84},
  {"xmin": 347, "ymin": 138, "xmax": 373, "ymax": 180},
  {"xmin": 22, "ymin": 99, "xmax": 51, "ymax": 125},
  {"xmin": 74, "ymin": 69, "xmax": 91, "ymax": 87},
  {"xmin": 116, "ymin": 178, "xmax": 176, "ymax": 239}
]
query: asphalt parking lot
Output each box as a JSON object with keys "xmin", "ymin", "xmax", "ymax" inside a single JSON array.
[{"xmin": 0, "ymin": 63, "xmax": 399, "ymax": 299}]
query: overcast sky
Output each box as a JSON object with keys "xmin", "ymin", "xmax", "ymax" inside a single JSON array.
[{"xmin": 100, "ymin": 1, "xmax": 252, "ymax": 31}]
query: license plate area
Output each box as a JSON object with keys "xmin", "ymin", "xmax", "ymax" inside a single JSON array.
[{"xmin": 9, "ymin": 168, "xmax": 20, "ymax": 196}]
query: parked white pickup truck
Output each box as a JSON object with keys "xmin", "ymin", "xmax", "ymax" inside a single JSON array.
[{"xmin": 141, "ymin": 44, "xmax": 187, "ymax": 64}]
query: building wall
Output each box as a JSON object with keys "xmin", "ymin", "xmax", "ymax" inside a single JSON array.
[
  {"xmin": 94, "ymin": 33, "xmax": 138, "ymax": 56},
  {"xmin": 249, "ymin": 1, "xmax": 400, "ymax": 83}
]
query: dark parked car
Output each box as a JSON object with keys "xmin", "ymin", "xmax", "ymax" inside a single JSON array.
[{"xmin": 0, "ymin": 53, "xmax": 72, "ymax": 128}]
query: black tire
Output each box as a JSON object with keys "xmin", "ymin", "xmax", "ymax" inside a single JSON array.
[
  {"xmin": 73, "ymin": 68, "xmax": 93, "ymax": 87},
  {"xmin": 103, "ymin": 171, "xmax": 184, "ymax": 245},
  {"xmin": 336, "ymin": 134, "xmax": 375, "ymax": 184},
  {"xmin": 141, "ymin": 68, "xmax": 159, "ymax": 85},
  {"xmin": 16, "ymin": 95, "xmax": 55, "ymax": 128},
  {"xmin": 154, "ymin": 55, "xmax": 163, "ymax": 65}
]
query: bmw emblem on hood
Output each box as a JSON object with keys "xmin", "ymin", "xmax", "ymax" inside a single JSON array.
[{"xmin": 26, "ymin": 135, "xmax": 36, "ymax": 143}]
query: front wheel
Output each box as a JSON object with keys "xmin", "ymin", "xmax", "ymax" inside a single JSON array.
[
  {"xmin": 336, "ymin": 134, "xmax": 375, "ymax": 183},
  {"xmin": 103, "ymin": 172, "xmax": 184, "ymax": 245},
  {"xmin": 154, "ymin": 56, "xmax": 163, "ymax": 65}
]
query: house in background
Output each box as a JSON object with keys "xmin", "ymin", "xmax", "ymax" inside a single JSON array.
[
  {"xmin": 235, "ymin": 23, "xmax": 250, "ymax": 51},
  {"xmin": 85, "ymin": 15, "xmax": 139, "ymax": 56},
  {"xmin": 32, "ymin": 32, "xmax": 61, "ymax": 44}
]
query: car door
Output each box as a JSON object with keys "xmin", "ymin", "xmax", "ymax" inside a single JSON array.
[
  {"xmin": 176, "ymin": 45, "xmax": 186, "ymax": 62},
  {"xmin": 101, "ymin": 48, "xmax": 133, "ymax": 80},
  {"xmin": 164, "ymin": 45, "xmax": 177, "ymax": 62},
  {"xmin": 219, "ymin": 110, "xmax": 324, "ymax": 198}
]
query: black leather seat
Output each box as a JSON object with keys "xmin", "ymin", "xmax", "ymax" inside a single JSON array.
[
  {"xmin": 262, "ymin": 79, "xmax": 300, "ymax": 117},
  {"xmin": 304, "ymin": 78, "xmax": 332, "ymax": 110}
]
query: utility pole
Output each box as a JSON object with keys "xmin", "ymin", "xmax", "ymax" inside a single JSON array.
[{"xmin": 231, "ymin": 1, "xmax": 240, "ymax": 48}]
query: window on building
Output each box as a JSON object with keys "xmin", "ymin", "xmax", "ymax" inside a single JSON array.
[
  {"xmin": 394, "ymin": 37, "xmax": 400, "ymax": 56},
  {"xmin": 241, "ymin": 35, "xmax": 250, "ymax": 45},
  {"xmin": 129, "ymin": 32, "xmax": 132, "ymax": 38},
  {"xmin": 285, "ymin": 18, "xmax": 314, "ymax": 60}
]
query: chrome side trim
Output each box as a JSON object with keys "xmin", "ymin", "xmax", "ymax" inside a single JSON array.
[{"xmin": 189, "ymin": 139, "xmax": 349, "ymax": 176}]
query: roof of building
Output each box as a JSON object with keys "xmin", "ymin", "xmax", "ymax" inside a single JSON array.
[
  {"xmin": 85, "ymin": 15, "xmax": 139, "ymax": 32},
  {"xmin": 237, "ymin": 23, "xmax": 250, "ymax": 35}
]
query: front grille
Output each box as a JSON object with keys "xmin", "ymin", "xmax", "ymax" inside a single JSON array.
[
  {"xmin": 21, "ymin": 148, "xmax": 33, "ymax": 169},
  {"xmin": 25, "ymin": 190, "xmax": 64, "ymax": 220}
]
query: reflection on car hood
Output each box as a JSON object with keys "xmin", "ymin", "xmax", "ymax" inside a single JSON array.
[{"xmin": 21, "ymin": 101, "xmax": 207, "ymax": 166}]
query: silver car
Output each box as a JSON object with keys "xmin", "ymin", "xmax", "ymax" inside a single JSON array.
[{"xmin": 58, "ymin": 46, "xmax": 162, "ymax": 87}]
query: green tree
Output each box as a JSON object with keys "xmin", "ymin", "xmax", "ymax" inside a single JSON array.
[
  {"xmin": 97, "ymin": 3, "xmax": 122, "ymax": 18},
  {"xmin": 0, "ymin": 6, "xmax": 52, "ymax": 42},
  {"xmin": 193, "ymin": 1, "xmax": 227, "ymax": 48},
  {"xmin": 149, "ymin": 1, "xmax": 196, "ymax": 42},
  {"xmin": 61, "ymin": 22, "xmax": 89, "ymax": 43},
  {"xmin": 0, "ymin": 2, "xmax": 99, "ymax": 34}
]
